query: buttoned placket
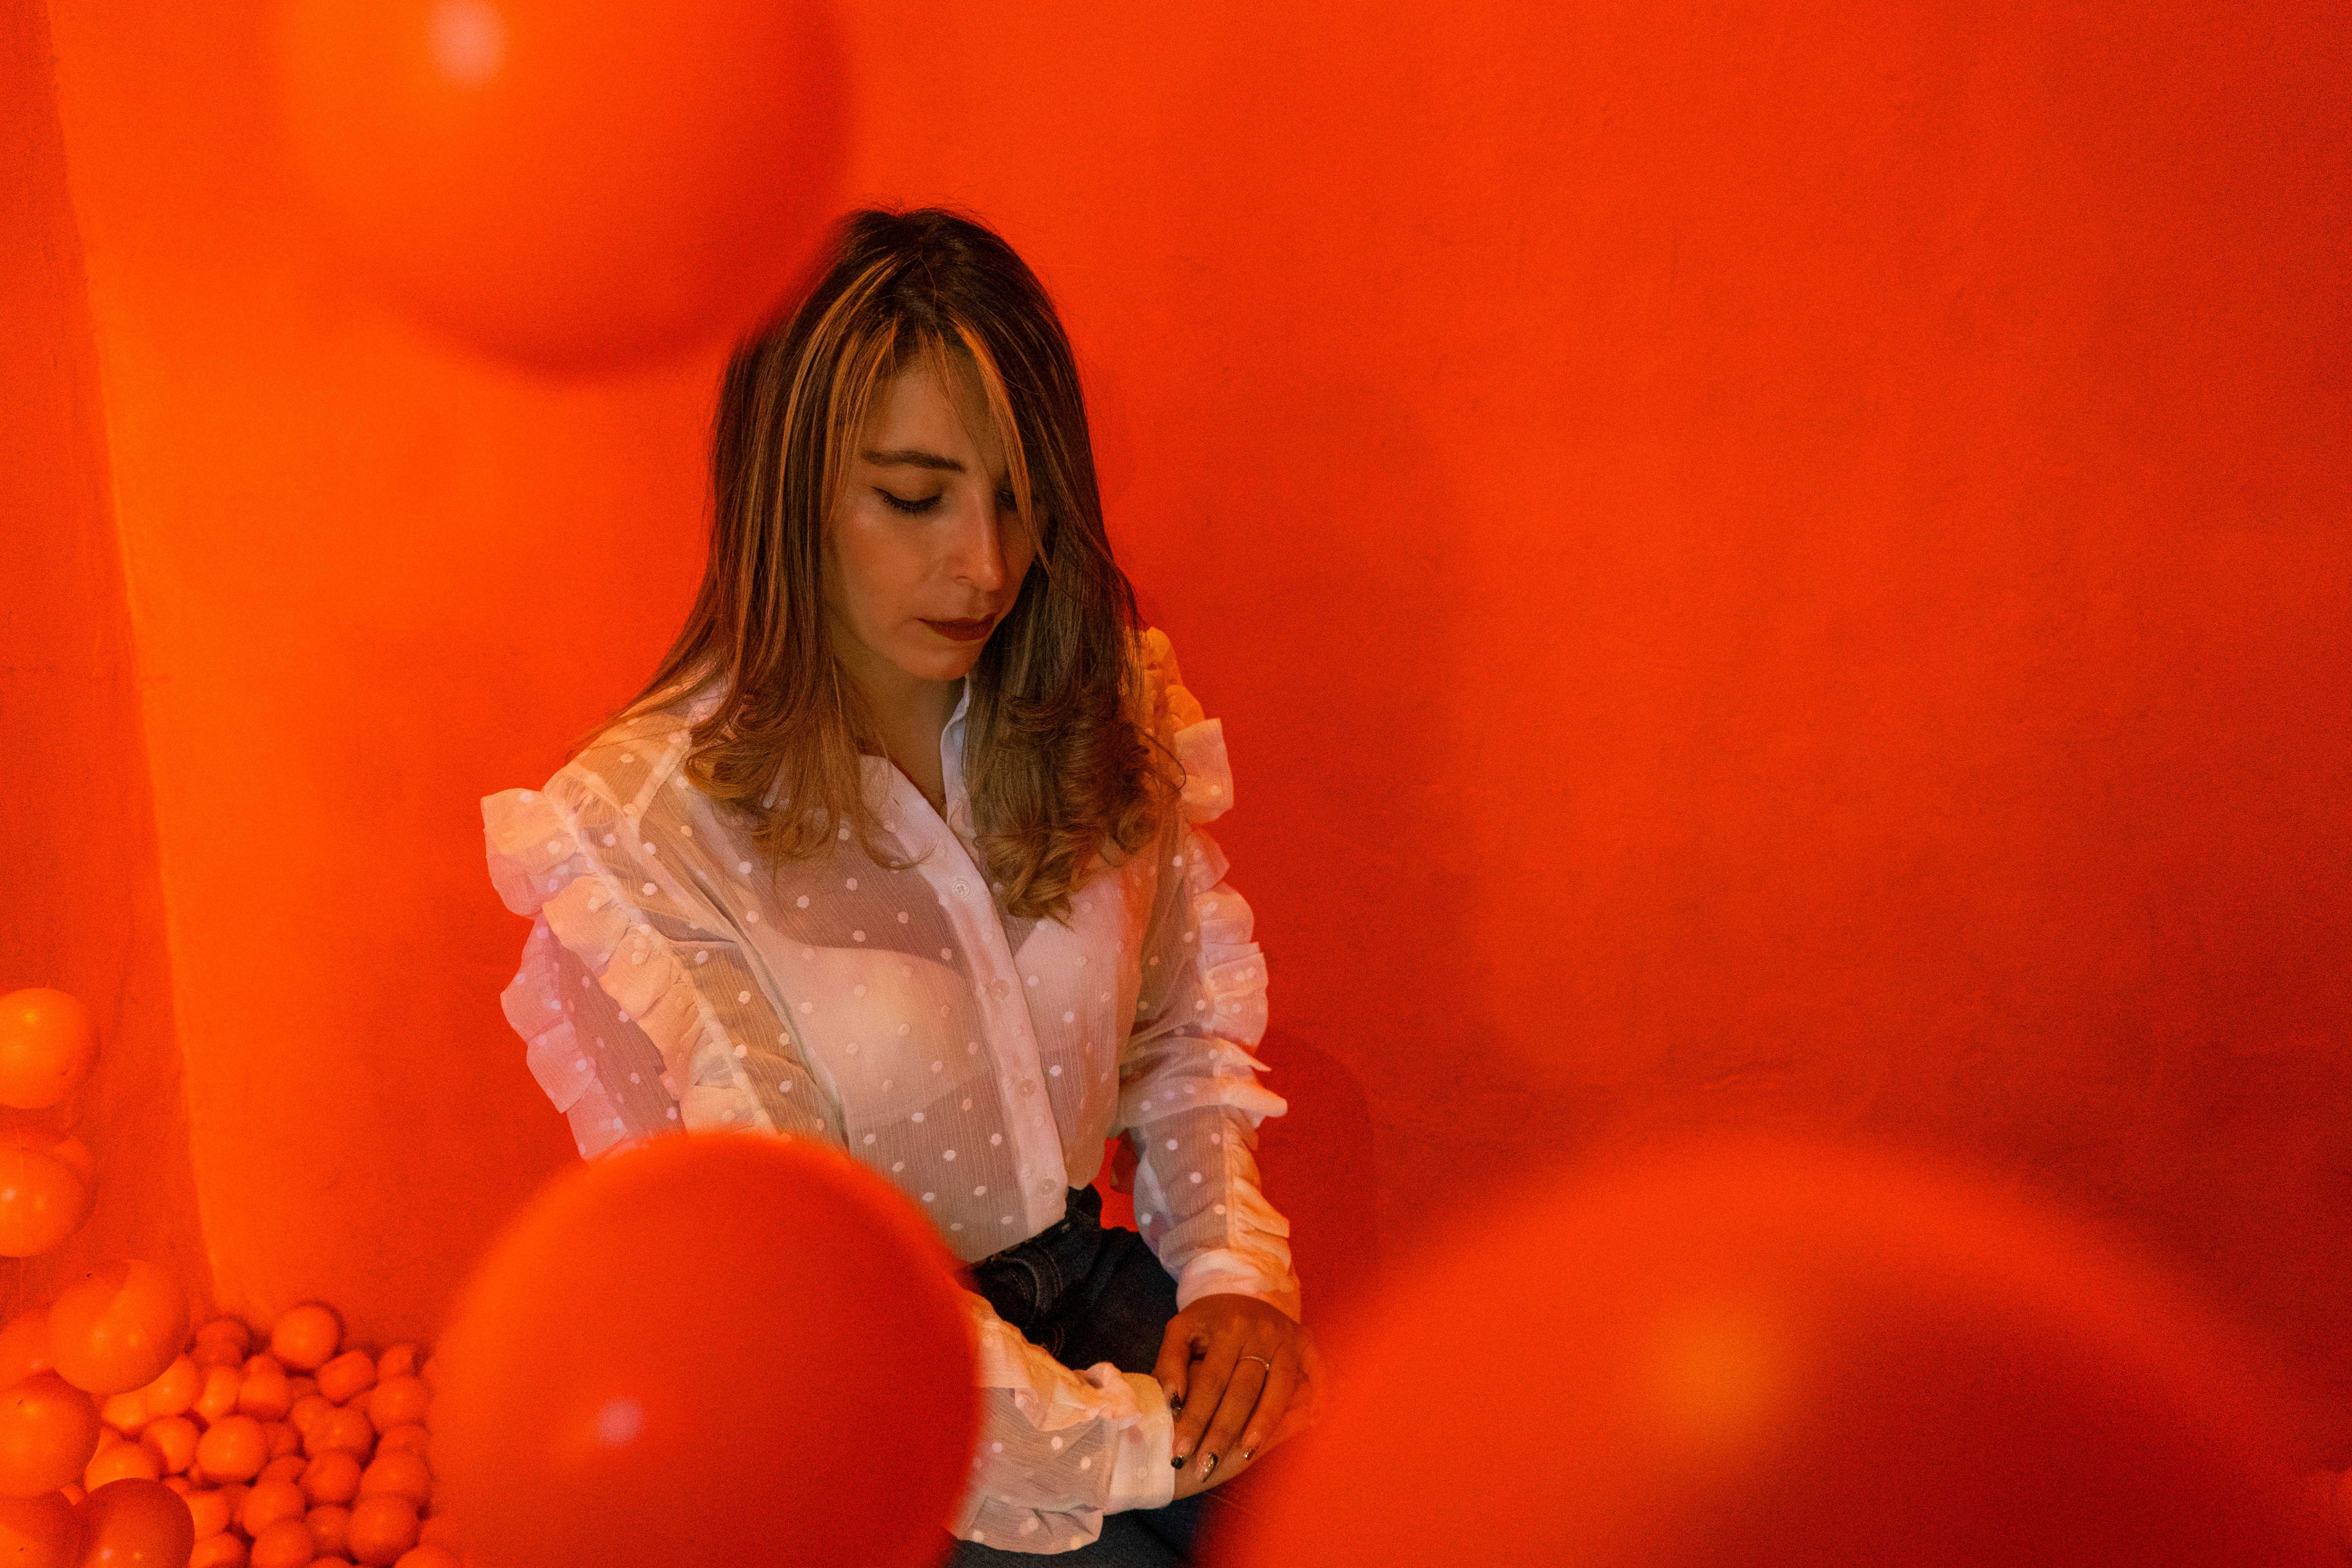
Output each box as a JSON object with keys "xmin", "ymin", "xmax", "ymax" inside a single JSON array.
[{"xmin": 866, "ymin": 682, "xmax": 1070, "ymax": 1239}]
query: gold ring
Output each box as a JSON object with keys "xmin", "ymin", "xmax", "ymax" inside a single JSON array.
[{"xmin": 1239, "ymin": 1354, "xmax": 1275, "ymax": 1373}]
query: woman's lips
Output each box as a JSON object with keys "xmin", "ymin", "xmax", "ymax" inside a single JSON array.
[{"xmin": 921, "ymin": 615, "xmax": 996, "ymax": 642}]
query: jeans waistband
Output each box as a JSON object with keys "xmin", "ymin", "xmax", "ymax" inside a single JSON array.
[{"xmin": 959, "ymin": 1185, "xmax": 1103, "ymax": 1281}]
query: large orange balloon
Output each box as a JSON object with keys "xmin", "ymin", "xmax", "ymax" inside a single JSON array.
[
  {"xmin": 0, "ymin": 1489, "xmax": 77, "ymax": 1566},
  {"xmin": 432, "ymin": 1132, "xmax": 976, "ymax": 1568},
  {"xmin": 47, "ymin": 1266, "xmax": 186, "ymax": 1400},
  {"xmin": 0, "ymin": 1377, "xmax": 101, "ymax": 1501},
  {"xmin": 0, "ymin": 1149, "xmax": 92, "ymax": 1259},
  {"xmin": 74, "ymin": 1478, "xmax": 194, "ymax": 1566},
  {"xmin": 0, "ymin": 1312, "xmax": 55, "ymax": 1391},
  {"xmin": 1223, "ymin": 1140, "xmax": 2336, "ymax": 1568},
  {"xmin": 0, "ymin": 993, "xmax": 97, "ymax": 1112},
  {"xmin": 275, "ymin": 0, "xmax": 849, "ymax": 374}
]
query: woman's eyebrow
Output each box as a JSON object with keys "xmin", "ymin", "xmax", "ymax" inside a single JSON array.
[{"xmin": 862, "ymin": 447, "xmax": 964, "ymax": 472}]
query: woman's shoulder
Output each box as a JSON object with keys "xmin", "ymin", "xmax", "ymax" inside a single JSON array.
[
  {"xmin": 1128, "ymin": 626, "xmax": 1207, "ymax": 737},
  {"xmin": 1127, "ymin": 626, "xmax": 1230, "ymax": 824}
]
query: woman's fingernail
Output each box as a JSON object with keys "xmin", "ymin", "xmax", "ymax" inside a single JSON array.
[
  {"xmin": 1200, "ymin": 1454, "xmax": 1219, "ymax": 1478},
  {"xmin": 1171, "ymin": 1455, "xmax": 1185, "ymax": 1470},
  {"xmin": 1241, "ymin": 1449, "xmax": 1254, "ymax": 1462}
]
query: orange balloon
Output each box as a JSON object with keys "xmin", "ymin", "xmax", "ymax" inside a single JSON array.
[
  {"xmin": 1229, "ymin": 1140, "xmax": 2337, "ymax": 1568},
  {"xmin": 275, "ymin": 0, "xmax": 850, "ymax": 375},
  {"xmin": 0, "ymin": 1488, "xmax": 77, "ymax": 1566},
  {"xmin": 0, "ymin": 992, "xmax": 97, "ymax": 1112},
  {"xmin": 73, "ymin": 1478, "xmax": 191, "ymax": 1566},
  {"xmin": 305, "ymin": 1502, "xmax": 350, "ymax": 1557},
  {"xmin": 0, "ymin": 1312, "xmax": 55, "ymax": 1391},
  {"xmin": 80, "ymin": 1439, "xmax": 160, "ymax": 1492},
  {"xmin": 0, "ymin": 1377, "xmax": 100, "ymax": 1501},
  {"xmin": 47, "ymin": 1265, "xmax": 185, "ymax": 1399},
  {"xmin": 0, "ymin": 1149, "xmax": 91, "ymax": 1259},
  {"xmin": 433, "ymin": 1133, "xmax": 976, "ymax": 1568}
]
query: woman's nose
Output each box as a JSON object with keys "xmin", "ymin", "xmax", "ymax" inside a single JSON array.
[{"xmin": 948, "ymin": 494, "xmax": 1007, "ymax": 592}]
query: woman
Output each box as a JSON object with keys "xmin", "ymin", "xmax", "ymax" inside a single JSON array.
[{"xmin": 481, "ymin": 207, "xmax": 1321, "ymax": 1565}]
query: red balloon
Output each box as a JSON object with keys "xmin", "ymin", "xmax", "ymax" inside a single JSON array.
[
  {"xmin": 1222, "ymin": 1140, "xmax": 2335, "ymax": 1568},
  {"xmin": 432, "ymin": 1132, "xmax": 977, "ymax": 1568},
  {"xmin": 275, "ymin": 0, "xmax": 849, "ymax": 374}
]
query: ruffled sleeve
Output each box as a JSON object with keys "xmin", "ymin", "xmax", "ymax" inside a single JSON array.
[
  {"xmin": 1116, "ymin": 631, "xmax": 1301, "ymax": 1320},
  {"xmin": 482, "ymin": 733, "xmax": 837, "ymax": 1158}
]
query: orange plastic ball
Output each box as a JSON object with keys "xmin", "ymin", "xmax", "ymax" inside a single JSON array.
[
  {"xmin": 306, "ymin": 1502, "xmax": 351, "ymax": 1556},
  {"xmin": 191, "ymin": 1417, "xmax": 265, "ymax": 1486},
  {"xmin": 258, "ymin": 1425, "xmax": 300, "ymax": 1464},
  {"xmin": 245, "ymin": 1518, "xmax": 312, "ymax": 1568},
  {"xmin": 131, "ymin": 1359, "xmax": 198, "ymax": 1426},
  {"xmin": 0, "ymin": 1376, "xmax": 100, "ymax": 1500},
  {"xmin": 46, "ymin": 1263, "xmax": 185, "ymax": 1398},
  {"xmin": 0, "ymin": 1488, "xmax": 77, "ymax": 1567},
  {"xmin": 298, "ymin": 1451, "xmax": 360, "ymax": 1507},
  {"xmin": 361, "ymin": 1378, "xmax": 425, "ymax": 1437},
  {"xmin": 187, "ymin": 1368, "xmax": 236, "ymax": 1428},
  {"xmin": 343, "ymin": 1495, "xmax": 416, "ymax": 1567},
  {"xmin": 139, "ymin": 1417, "xmax": 197, "ymax": 1477},
  {"xmin": 0, "ymin": 1311, "xmax": 54, "ymax": 1390},
  {"xmin": 0, "ymin": 1148, "xmax": 91, "ymax": 1259},
  {"xmin": 189, "ymin": 1535, "xmax": 246, "ymax": 1568},
  {"xmin": 1230, "ymin": 1140, "xmax": 2338, "ymax": 1568},
  {"xmin": 81, "ymin": 1437, "xmax": 160, "ymax": 1491},
  {"xmin": 434, "ymin": 1133, "xmax": 975, "ymax": 1568},
  {"xmin": 392, "ymin": 1548, "xmax": 459, "ymax": 1568},
  {"xmin": 238, "ymin": 1477, "xmax": 305, "ymax": 1538},
  {"xmin": 188, "ymin": 1321, "xmax": 249, "ymax": 1369},
  {"xmin": 373, "ymin": 1348, "xmax": 417, "ymax": 1385},
  {"xmin": 313, "ymin": 1353, "xmax": 374, "ymax": 1408},
  {"xmin": 266, "ymin": 1307, "xmax": 338, "ymax": 1375},
  {"xmin": 370, "ymin": 1427, "xmax": 426, "ymax": 1463},
  {"xmin": 274, "ymin": 0, "xmax": 848, "ymax": 375},
  {"xmin": 354, "ymin": 1452, "xmax": 428, "ymax": 1510},
  {"xmin": 76, "ymin": 1478, "xmax": 194, "ymax": 1567},
  {"xmin": 0, "ymin": 991, "xmax": 97, "ymax": 1111},
  {"xmin": 254, "ymin": 1455, "xmax": 306, "ymax": 1491},
  {"xmin": 302, "ymin": 1408, "xmax": 371, "ymax": 1464},
  {"xmin": 182, "ymin": 1489, "xmax": 232, "ymax": 1539}
]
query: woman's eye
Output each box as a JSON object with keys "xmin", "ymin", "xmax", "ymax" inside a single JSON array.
[
  {"xmin": 878, "ymin": 490, "xmax": 940, "ymax": 515},
  {"xmin": 996, "ymin": 490, "xmax": 1018, "ymax": 511}
]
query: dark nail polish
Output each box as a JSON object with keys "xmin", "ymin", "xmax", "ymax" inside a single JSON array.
[
  {"xmin": 1201, "ymin": 1454, "xmax": 1219, "ymax": 1478},
  {"xmin": 1171, "ymin": 1455, "xmax": 1185, "ymax": 1470}
]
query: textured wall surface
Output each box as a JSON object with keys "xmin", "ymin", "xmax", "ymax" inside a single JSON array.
[
  {"xmin": 27, "ymin": 0, "xmax": 2349, "ymax": 1448},
  {"xmin": 0, "ymin": 0, "xmax": 210, "ymax": 1321}
]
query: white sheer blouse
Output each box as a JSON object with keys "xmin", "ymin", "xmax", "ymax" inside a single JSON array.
[{"xmin": 481, "ymin": 629, "xmax": 1300, "ymax": 1552}]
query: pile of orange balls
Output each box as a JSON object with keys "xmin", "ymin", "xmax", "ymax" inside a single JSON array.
[{"xmin": 0, "ymin": 1267, "xmax": 461, "ymax": 1568}]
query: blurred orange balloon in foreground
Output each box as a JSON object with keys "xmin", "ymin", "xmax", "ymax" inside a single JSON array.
[
  {"xmin": 76, "ymin": 1477, "xmax": 194, "ymax": 1566},
  {"xmin": 433, "ymin": 1132, "xmax": 976, "ymax": 1568},
  {"xmin": 0, "ymin": 1148, "xmax": 92, "ymax": 1259},
  {"xmin": 0, "ymin": 1376, "xmax": 100, "ymax": 1501},
  {"xmin": 48, "ymin": 1265, "xmax": 186, "ymax": 1399},
  {"xmin": 0, "ymin": 1488, "xmax": 77, "ymax": 1566},
  {"xmin": 1223, "ymin": 1140, "xmax": 2336, "ymax": 1568},
  {"xmin": 274, "ymin": 0, "xmax": 849, "ymax": 374},
  {"xmin": 0, "ymin": 991, "xmax": 98, "ymax": 1112}
]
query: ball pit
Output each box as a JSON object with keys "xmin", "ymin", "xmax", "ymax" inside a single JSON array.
[{"xmin": 0, "ymin": 1289, "xmax": 461, "ymax": 1568}]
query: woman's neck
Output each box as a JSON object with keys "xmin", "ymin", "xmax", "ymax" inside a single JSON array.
[{"xmin": 835, "ymin": 646, "xmax": 961, "ymax": 812}]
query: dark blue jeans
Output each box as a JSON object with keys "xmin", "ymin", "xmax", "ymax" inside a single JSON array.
[{"xmin": 941, "ymin": 1186, "xmax": 1269, "ymax": 1567}]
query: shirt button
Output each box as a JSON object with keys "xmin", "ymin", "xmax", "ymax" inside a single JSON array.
[{"xmin": 991, "ymin": 978, "xmax": 1011, "ymax": 1000}]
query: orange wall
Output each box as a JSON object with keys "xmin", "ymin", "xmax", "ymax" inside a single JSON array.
[
  {"xmin": 33, "ymin": 0, "xmax": 2350, "ymax": 1439},
  {"xmin": 1, "ymin": 0, "xmax": 211, "ymax": 1320}
]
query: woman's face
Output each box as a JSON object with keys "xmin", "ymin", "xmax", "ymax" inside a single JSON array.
[{"xmin": 823, "ymin": 351, "xmax": 1036, "ymax": 699}]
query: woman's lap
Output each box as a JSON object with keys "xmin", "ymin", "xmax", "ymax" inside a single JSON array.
[{"xmin": 941, "ymin": 1191, "xmax": 1258, "ymax": 1566}]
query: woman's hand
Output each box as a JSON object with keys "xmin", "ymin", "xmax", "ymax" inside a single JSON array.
[{"xmin": 1156, "ymin": 1293, "xmax": 1324, "ymax": 1499}]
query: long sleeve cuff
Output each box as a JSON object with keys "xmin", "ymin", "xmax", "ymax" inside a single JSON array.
[{"xmin": 1107, "ymin": 1374, "xmax": 1176, "ymax": 1510}]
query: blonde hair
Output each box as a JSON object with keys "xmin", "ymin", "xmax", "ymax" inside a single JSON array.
[{"xmin": 608, "ymin": 207, "xmax": 1175, "ymax": 920}]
